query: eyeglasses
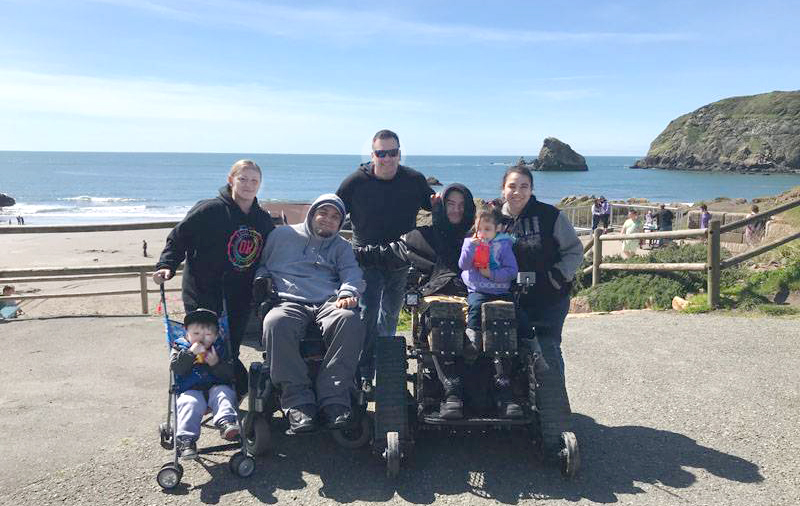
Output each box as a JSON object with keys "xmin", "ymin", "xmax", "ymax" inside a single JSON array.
[{"xmin": 373, "ymin": 148, "xmax": 400, "ymax": 158}]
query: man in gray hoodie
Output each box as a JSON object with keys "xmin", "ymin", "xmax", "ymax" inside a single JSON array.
[{"xmin": 256, "ymin": 194, "xmax": 366, "ymax": 433}]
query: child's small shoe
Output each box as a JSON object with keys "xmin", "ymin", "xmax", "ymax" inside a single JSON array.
[
  {"xmin": 176, "ymin": 436, "xmax": 198, "ymax": 460},
  {"xmin": 217, "ymin": 418, "xmax": 240, "ymax": 441}
]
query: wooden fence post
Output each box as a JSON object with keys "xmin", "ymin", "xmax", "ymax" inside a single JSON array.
[
  {"xmin": 707, "ymin": 220, "xmax": 721, "ymax": 308},
  {"xmin": 139, "ymin": 269, "xmax": 149, "ymax": 315},
  {"xmin": 592, "ymin": 228, "xmax": 603, "ymax": 286}
]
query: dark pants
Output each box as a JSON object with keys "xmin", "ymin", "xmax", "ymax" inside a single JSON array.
[
  {"xmin": 358, "ymin": 265, "xmax": 408, "ymax": 381},
  {"xmin": 466, "ymin": 292, "xmax": 512, "ymax": 330},
  {"xmin": 516, "ymin": 294, "xmax": 570, "ymax": 376}
]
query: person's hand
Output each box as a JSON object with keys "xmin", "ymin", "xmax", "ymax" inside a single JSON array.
[
  {"xmin": 470, "ymin": 235, "xmax": 480, "ymax": 244},
  {"xmin": 479, "ymin": 267, "xmax": 492, "ymax": 279},
  {"xmin": 205, "ymin": 346, "xmax": 219, "ymax": 366},
  {"xmin": 335, "ymin": 296, "xmax": 358, "ymax": 309},
  {"xmin": 430, "ymin": 193, "xmax": 441, "ymax": 207},
  {"xmin": 153, "ymin": 268, "xmax": 173, "ymax": 285},
  {"xmin": 189, "ymin": 342, "xmax": 206, "ymax": 355}
]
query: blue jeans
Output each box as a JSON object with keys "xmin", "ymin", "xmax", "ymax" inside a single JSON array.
[
  {"xmin": 358, "ymin": 265, "xmax": 408, "ymax": 381},
  {"xmin": 466, "ymin": 292, "xmax": 512, "ymax": 330},
  {"xmin": 517, "ymin": 294, "xmax": 570, "ymax": 376}
]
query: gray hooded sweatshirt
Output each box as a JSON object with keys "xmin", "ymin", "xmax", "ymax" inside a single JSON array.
[{"xmin": 256, "ymin": 194, "xmax": 365, "ymax": 304}]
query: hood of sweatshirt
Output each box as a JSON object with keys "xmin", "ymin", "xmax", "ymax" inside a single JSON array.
[
  {"xmin": 433, "ymin": 183, "xmax": 476, "ymax": 240},
  {"xmin": 303, "ymin": 193, "xmax": 347, "ymax": 241}
]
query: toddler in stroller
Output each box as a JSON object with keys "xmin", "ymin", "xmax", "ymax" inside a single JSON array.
[{"xmin": 156, "ymin": 288, "xmax": 254, "ymax": 489}]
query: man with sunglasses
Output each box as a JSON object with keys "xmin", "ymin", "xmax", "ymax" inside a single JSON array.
[{"xmin": 337, "ymin": 129, "xmax": 434, "ymax": 392}]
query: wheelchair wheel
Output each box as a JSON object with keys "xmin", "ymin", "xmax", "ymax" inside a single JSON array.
[
  {"xmin": 332, "ymin": 414, "xmax": 372, "ymax": 449},
  {"xmin": 559, "ymin": 431, "xmax": 580, "ymax": 478},
  {"xmin": 229, "ymin": 452, "xmax": 256, "ymax": 478},
  {"xmin": 159, "ymin": 422, "xmax": 173, "ymax": 450},
  {"xmin": 156, "ymin": 462, "xmax": 183, "ymax": 489},
  {"xmin": 243, "ymin": 413, "xmax": 271, "ymax": 456},
  {"xmin": 385, "ymin": 431, "xmax": 401, "ymax": 478}
]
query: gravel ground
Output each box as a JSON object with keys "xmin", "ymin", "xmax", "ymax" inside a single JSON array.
[{"xmin": 1, "ymin": 311, "xmax": 798, "ymax": 505}]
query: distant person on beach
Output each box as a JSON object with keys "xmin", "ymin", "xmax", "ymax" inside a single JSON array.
[
  {"xmin": 591, "ymin": 198, "xmax": 603, "ymax": 231},
  {"xmin": 337, "ymin": 129, "xmax": 434, "ymax": 392},
  {"xmin": 657, "ymin": 204, "xmax": 674, "ymax": 246},
  {"xmin": 153, "ymin": 159, "xmax": 274, "ymax": 384},
  {"xmin": 142, "ymin": 240, "xmax": 148, "ymax": 258},
  {"xmin": 622, "ymin": 209, "xmax": 643, "ymax": 258},
  {"xmin": 744, "ymin": 205, "xmax": 766, "ymax": 245},
  {"xmin": 699, "ymin": 204, "xmax": 712, "ymax": 229},
  {"xmin": 170, "ymin": 308, "xmax": 240, "ymax": 460},
  {"xmin": 599, "ymin": 196, "xmax": 610, "ymax": 231},
  {"xmin": 493, "ymin": 164, "xmax": 582, "ymax": 454}
]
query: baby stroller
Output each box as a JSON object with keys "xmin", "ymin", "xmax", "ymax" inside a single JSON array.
[
  {"xmin": 156, "ymin": 285, "xmax": 255, "ymax": 490},
  {"xmin": 241, "ymin": 276, "xmax": 371, "ymax": 457},
  {"xmin": 372, "ymin": 272, "xmax": 579, "ymax": 478}
]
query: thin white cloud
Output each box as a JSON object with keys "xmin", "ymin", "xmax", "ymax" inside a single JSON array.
[
  {"xmin": 83, "ymin": 0, "xmax": 693, "ymax": 44},
  {"xmin": 0, "ymin": 68, "xmax": 424, "ymax": 121}
]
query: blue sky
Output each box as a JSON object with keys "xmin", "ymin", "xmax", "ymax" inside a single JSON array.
[{"xmin": 1, "ymin": 0, "xmax": 798, "ymax": 155}]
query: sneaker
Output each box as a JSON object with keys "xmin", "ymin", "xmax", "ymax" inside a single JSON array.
[
  {"xmin": 439, "ymin": 394, "xmax": 463, "ymax": 420},
  {"xmin": 176, "ymin": 436, "xmax": 198, "ymax": 460},
  {"xmin": 360, "ymin": 378, "xmax": 374, "ymax": 396},
  {"xmin": 322, "ymin": 404, "xmax": 352, "ymax": 429},
  {"xmin": 216, "ymin": 418, "xmax": 240, "ymax": 441},
  {"xmin": 495, "ymin": 376, "xmax": 523, "ymax": 419},
  {"xmin": 286, "ymin": 404, "xmax": 317, "ymax": 433}
]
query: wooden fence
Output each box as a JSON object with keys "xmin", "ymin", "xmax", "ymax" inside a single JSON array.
[{"xmin": 584, "ymin": 198, "xmax": 800, "ymax": 308}]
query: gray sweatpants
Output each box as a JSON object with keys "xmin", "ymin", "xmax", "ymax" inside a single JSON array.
[
  {"xmin": 263, "ymin": 300, "xmax": 364, "ymax": 410},
  {"xmin": 176, "ymin": 384, "xmax": 237, "ymax": 439}
]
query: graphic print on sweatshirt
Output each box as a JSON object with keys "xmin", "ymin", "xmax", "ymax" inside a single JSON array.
[{"xmin": 227, "ymin": 226, "xmax": 264, "ymax": 271}]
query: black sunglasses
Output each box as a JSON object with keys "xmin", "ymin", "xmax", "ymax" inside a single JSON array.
[{"xmin": 373, "ymin": 148, "xmax": 400, "ymax": 158}]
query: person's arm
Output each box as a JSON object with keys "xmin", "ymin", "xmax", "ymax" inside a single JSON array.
[
  {"xmin": 458, "ymin": 238, "xmax": 477, "ymax": 270},
  {"xmin": 170, "ymin": 347, "xmax": 196, "ymax": 376},
  {"xmin": 419, "ymin": 175, "xmax": 435, "ymax": 212},
  {"xmin": 491, "ymin": 240, "xmax": 518, "ymax": 283},
  {"xmin": 336, "ymin": 240, "xmax": 366, "ymax": 300},
  {"xmin": 353, "ymin": 240, "xmax": 411, "ymax": 270},
  {"xmin": 552, "ymin": 212, "xmax": 583, "ymax": 282}
]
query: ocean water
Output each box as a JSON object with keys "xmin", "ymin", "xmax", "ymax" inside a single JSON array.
[{"xmin": 1, "ymin": 151, "xmax": 799, "ymax": 226}]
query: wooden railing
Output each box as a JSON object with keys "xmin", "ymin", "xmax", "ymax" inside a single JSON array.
[{"xmin": 584, "ymin": 198, "xmax": 800, "ymax": 308}]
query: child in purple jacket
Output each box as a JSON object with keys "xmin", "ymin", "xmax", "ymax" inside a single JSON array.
[{"xmin": 458, "ymin": 207, "xmax": 518, "ymax": 354}]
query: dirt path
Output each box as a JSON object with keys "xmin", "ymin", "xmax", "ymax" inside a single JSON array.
[{"xmin": 1, "ymin": 311, "xmax": 797, "ymax": 505}]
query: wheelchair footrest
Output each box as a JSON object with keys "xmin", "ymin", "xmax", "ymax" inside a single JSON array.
[
  {"xmin": 481, "ymin": 301, "xmax": 517, "ymax": 354},
  {"xmin": 374, "ymin": 336, "xmax": 409, "ymax": 444},
  {"xmin": 426, "ymin": 301, "xmax": 465, "ymax": 355}
]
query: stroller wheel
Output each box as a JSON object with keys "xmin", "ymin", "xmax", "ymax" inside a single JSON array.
[
  {"xmin": 385, "ymin": 431, "xmax": 401, "ymax": 478},
  {"xmin": 159, "ymin": 422, "xmax": 173, "ymax": 450},
  {"xmin": 156, "ymin": 462, "xmax": 183, "ymax": 489},
  {"xmin": 229, "ymin": 452, "xmax": 256, "ymax": 478},
  {"xmin": 332, "ymin": 414, "xmax": 372, "ymax": 449},
  {"xmin": 559, "ymin": 431, "xmax": 580, "ymax": 478},
  {"xmin": 243, "ymin": 413, "xmax": 271, "ymax": 456}
]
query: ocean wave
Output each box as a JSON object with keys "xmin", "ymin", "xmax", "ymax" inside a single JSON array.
[
  {"xmin": 59, "ymin": 196, "xmax": 144, "ymax": 203},
  {"xmin": 0, "ymin": 202, "xmax": 190, "ymax": 218}
]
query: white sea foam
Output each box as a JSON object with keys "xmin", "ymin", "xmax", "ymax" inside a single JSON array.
[{"xmin": 59, "ymin": 196, "xmax": 143, "ymax": 203}]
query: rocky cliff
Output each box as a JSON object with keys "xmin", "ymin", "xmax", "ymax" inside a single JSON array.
[
  {"xmin": 528, "ymin": 137, "xmax": 587, "ymax": 171},
  {"xmin": 634, "ymin": 90, "xmax": 800, "ymax": 173}
]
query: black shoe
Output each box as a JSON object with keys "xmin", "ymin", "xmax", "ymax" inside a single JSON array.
[
  {"xmin": 176, "ymin": 436, "xmax": 198, "ymax": 460},
  {"xmin": 361, "ymin": 378, "xmax": 374, "ymax": 396},
  {"xmin": 439, "ymin": 395, "xmax": 463, "ymax": 420},
  {"xmin": 322, "ymin": 404, "xmax": 352, "ymax": 429},
  {"xmin": 495, "ymin": 376, "xmax": 523, "ymax": 419},
  {"xmin": 286, "ymin": 404, "xmax": 317, "ymax": 433}
]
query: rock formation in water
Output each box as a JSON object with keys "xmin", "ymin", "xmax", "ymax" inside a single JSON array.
[
  {"xmin": 0, "ymin": 193, "xmax": 15, "ymax": 208},
  {"xmin": 530, "ymin": 137, "xmax": 588, "ymax": 171},
  {"xmin": 633, "ymin": 90, "xmax": 800, "ymax": 173}
]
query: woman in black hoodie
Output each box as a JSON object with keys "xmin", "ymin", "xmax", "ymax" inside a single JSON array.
[{"xmin": 154, "ymin": 160, "xmax": 275, "ymax": 362}]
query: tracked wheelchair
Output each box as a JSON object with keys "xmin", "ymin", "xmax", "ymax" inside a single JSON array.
[
  {"xmin": 241, "ymin": 276, "xmax": 372, "ymax": 456},
  {"xmin": 371, "ymin": 272, "xmax": 580, "ymax": 478}
]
